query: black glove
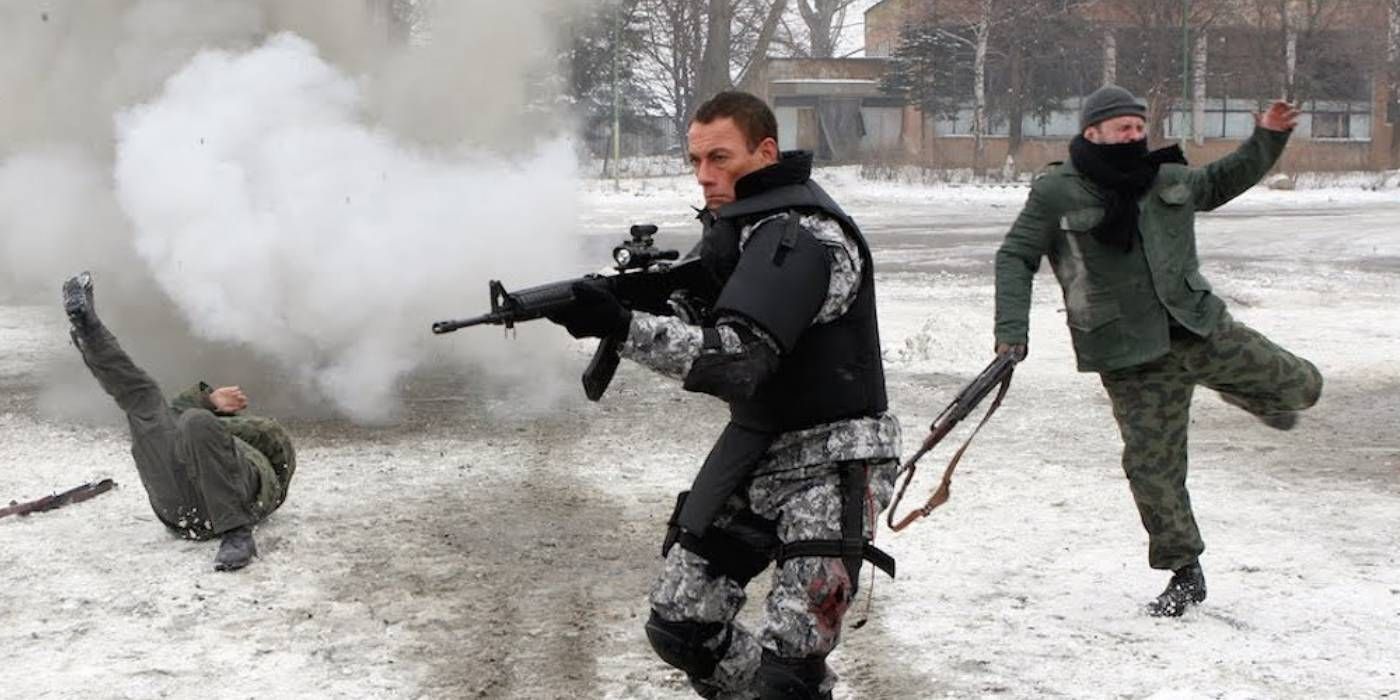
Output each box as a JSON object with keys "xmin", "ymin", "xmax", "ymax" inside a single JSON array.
[{"xmin": 546, "ymin": 282, "xmax": 633, "ymax": 340}]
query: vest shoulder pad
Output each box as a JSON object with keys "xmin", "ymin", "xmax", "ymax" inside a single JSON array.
[{"xmin": 714, "ymin": 215, "xmax": 831, "ymax": 354}]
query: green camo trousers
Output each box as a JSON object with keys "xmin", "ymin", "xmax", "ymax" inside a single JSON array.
[
  {"xmin": 76, "ymin": 325, "xmax": 285, "ymax": 539},
  {"xmin": 1099, "ymin": 314, "xmax": 1322, "ymax": 571}
]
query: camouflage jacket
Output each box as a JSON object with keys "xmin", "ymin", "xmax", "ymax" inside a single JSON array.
[
  {"xmin": 171, "ymin": 382, "xmax": 297, "ymax": 492},
  {"xmin": 994, "ymin": 126, "xmax": 1290, "ymax": 372},
  {"xmin": 622, "ymin": 211, "xmax": 902, "ymax": 477}
]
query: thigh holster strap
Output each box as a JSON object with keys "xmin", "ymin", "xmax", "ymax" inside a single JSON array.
[
  {"xmin": 773, "ymin": 539, "xmax": 896, "ymax": 579},
  {"xmin": 662, "ymin": 491, "xmax": 774, "ymax": 584},
  {"xmin": 774, "ymin": 463, "xmax": 897, "ymax": 584}
]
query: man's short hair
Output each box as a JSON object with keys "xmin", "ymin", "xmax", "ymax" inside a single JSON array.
[{"xmin": 692, "ymin": 91, "xmax": 778, "ymax": 152}]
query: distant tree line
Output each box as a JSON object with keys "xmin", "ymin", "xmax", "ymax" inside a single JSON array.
[
  {"xmin": 559, "ymin": 0, "xmax": 868, "ymax": 157},
  {"xmin": 879, "ymin": 0, "xmax": 1394, "ymax": 169}
]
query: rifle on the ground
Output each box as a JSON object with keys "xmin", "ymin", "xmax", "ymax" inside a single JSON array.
[
  {"xmin": 432, "ymin": 224, "xmax": 711, "ymax": 401},
  {"xmin": 886, "ymin": 350, "xmax": 1020, "ymax": 531},
  {"xmin": 0, "ymin": 478, "xmax": 117, "ymax": 519}
]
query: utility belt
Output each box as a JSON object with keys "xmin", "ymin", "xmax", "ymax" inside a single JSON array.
[{"xmin": 660, "ymin": 461, "xmax": 895, "ymax": 589}]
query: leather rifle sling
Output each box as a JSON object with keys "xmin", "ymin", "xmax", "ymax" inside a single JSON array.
[{"xmin": 886, "ymin": 372, "xmax": 1013, "ymax": 532}]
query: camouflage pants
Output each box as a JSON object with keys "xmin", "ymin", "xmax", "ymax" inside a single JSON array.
[
  {"xmin": 76, "ymin": 325, "xmax": 288, "ymax": 540},
  {"xmin": 649, "ymin": 458, "xmax": 898, "ymax": 697},
  {"xmin": 1099, "ymin": 314, "xmax": 1322, "ymax": 571}
]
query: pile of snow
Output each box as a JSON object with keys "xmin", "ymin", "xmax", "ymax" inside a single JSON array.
[{"xmin": 1292, "ymin": 169, "xmax": 1400, "ymax": 191}]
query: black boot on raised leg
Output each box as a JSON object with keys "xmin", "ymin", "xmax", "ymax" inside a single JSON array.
[{"xmin": 62, "ymin": 271, "xmax": 100, "ymax": 331}]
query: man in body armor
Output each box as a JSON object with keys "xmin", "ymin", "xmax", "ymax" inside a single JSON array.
[{"xmin": 546, "ymin": 91, "xmax": 901, "ymax": 698}]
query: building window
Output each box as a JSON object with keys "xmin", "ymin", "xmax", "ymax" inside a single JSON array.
[
  {"xmin": 1165, "ymin": 98, "xmax": 1266, "ymax": 140},
  {"xmin": 1305, "ymin": 100, "xmax": 1371, "ymax": 141},
  {"xmin": 1165, "ymin": 99, "xmax": 1372, "ymax": 142},
  {"xmin": 1021, "ymin": 98, "xmax": 1084, "ymax": 138},
  {"xmin": 934, "ymin": 106, "xmax": 1011, "ymax": 137},
  {"xmin": 1311, "ymin": 112, "xmax": 1349, "ymax": 138}
]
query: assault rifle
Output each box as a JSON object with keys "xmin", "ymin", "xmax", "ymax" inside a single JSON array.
[
  {"xmin": 0, "ymin": 478, "xmax": 117, "ymax": 519},
  {"xmin": 886, "ymin": 350, "xmax": 1020, "ymax": 531},
  {"xmin": 432, "ymin": 224, "xmax": 710, "ymax": 401}
]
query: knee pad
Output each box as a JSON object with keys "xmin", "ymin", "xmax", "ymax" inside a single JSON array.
[
  {"xmin": 644, "ymin": 611, "xmax": 730, "ymax": 680},
  {"xmin": 755, "ymin": 650, "xmax": 830, "ymax": 700}
]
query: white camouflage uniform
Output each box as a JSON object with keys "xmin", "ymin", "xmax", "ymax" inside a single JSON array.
[{"xmin": 623, "ymin": 211, "xmax": 902, "ymax": 696}]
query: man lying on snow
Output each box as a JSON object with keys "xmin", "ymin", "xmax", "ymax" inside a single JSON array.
[{"xmin": 63, "ymin": 271, "xmax": 297, "ymax": 571}]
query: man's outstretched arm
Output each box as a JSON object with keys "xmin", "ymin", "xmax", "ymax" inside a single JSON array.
[{"xmin": 1190, "ymin": 100, "xmax": 1298, "ymax": 212}]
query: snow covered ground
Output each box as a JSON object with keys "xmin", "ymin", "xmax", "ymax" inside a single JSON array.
[{"xmin": 2, "ymin": 173, "xmax": 1398, "ymax": 699}]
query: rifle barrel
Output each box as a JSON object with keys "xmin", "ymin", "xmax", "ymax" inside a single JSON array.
[{"xmin": 431, "ymin": 313, "xmax": 503, "ymax": 334}]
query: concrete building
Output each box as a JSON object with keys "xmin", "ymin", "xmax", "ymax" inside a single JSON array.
[{"xmin": 747, "ymin": 58, "xmax": 904, "ymax": 162}]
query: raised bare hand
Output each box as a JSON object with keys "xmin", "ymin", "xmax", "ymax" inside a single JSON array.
[
  {"xmin": 210, "ymin": 386, "xmax": 248, "ymax": 414},
  {"xmin": 1256, "ymin": 100, "xmax": 1301, "ymax": 132}
]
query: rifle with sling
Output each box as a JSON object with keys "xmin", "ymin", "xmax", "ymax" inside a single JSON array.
[
  {"xmin": 886, "ymin": 350, "xmax": 1020, "ymax": 531},
  {"xmin": 0, "ymin": 478, "xmax": 117, "ymax": 519}
]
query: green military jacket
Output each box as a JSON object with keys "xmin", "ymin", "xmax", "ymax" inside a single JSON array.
[
  {"xmin": 994, "ymin": 127, "xmax": 1290, "ymax": 372},
  {"xmin": 171, "ymin": 382, "xmax": 297, "ymax": 513}
]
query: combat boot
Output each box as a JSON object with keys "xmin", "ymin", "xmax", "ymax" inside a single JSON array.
[
  {"xmin": 1219, "ymin": 392, "xmax": 1298, "ymax": 431},
  {"xmin": 62, "ymin": 271, "xmax": 101, "ymax": 332},
  {"xmin": 1146, "ymin": 562, "xmax": 1206, "ymax": 617},
  {"xmin": 214, "ymin": 525, "xmax": 258, "ymax": 571},
  {"xmin": 755, "ymin": 652, "xmax": 832, "ymax": 700}
]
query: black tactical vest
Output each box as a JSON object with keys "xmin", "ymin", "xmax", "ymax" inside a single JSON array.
[{"xmin": 700, "ymin": 180, "xmax": 887, "ymax": 432}]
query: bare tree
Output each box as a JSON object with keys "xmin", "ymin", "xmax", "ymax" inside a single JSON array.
[
  {"xmin": 636, "ymin": 0, "xmax": 788, "ymax": 140},
  {"xmin": 972, "ymin": 0, "xmax": 991, "ymax": 172},
  {"xmin": 793, "ymin": 0, "xmax": 859, "ymax": 58},
  {"xmin": 636, "ymin": 0, "xmax": 706, "ymax": 141},
  {"xmin": 882, "ymin": 0, "xmax": 1097, "ymax": 167},
  {"xmin": 696, "ymin": 0, "xmax": 735, "ymax": 104},
  {"xmin": 1102, "ymin": 0, "xmax": 1231, "ymax": 142},
  {"xmin": 996, "ymin": 1, "xmax": 1099, "ymax": 156},
  {"xmin": 733, "ymin": 0, "xmax": 791, "ymax": 91},
  {"xmin": 916, "ymin": 0, "xmax": 1047, "ymax": 172},
  {"xmin": 1229, "ymin": 0, "xmax": 1380, "ymax": 149}
]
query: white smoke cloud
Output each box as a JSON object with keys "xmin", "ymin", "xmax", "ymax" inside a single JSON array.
[
  {"xmin": 1, "ymin": 1, "xmax": 599, "ymax": 422},
  {"xmin": 0, "ymin": 147, "xmax": 130, "ymax": 298},
  {"xmin": 113, "ymin": 34, "xmax": 580, "ymax": 422}
]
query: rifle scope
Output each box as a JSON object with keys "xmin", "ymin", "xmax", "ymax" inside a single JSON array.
[{"xmin": 612, "ymin": 223, "xmax": 678, "ymax": 270}]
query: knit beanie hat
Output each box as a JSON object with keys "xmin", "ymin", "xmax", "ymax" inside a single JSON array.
[{"xmin": 1080, "ymin": 85, "xmax": 1147, "ymax": 131}]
